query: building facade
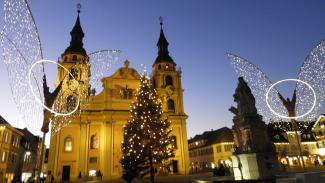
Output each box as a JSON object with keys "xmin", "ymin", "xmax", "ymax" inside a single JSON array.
[
  {"xmin": 312, "ymin": 115, "xmax": 325, "ymax": 164},
  {"xmin": 48, "ymin": 12, "xmax": 189, "ymax": 181},
  {"xmin": 0, "ymin": 116, "xmax": 23, "ymax": 183},
  {"xmin": 268, "ymin": 121, "xmax": 319, "ymax": 168},
  {"xmin": 15, "ymin": 128, "xmax": 43, "ymax": 182},
  {"xmin": 188, "ymin": 122, "xmax": 324, "ymax": 174},
  {"xmin": 188, "ymin": 127, "xmax": 234, "ymax": 173}
]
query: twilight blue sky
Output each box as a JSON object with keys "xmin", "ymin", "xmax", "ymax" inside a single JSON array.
[{"xmin": 1, "ymin": 0, "xmax": 325, "ymax": 138}]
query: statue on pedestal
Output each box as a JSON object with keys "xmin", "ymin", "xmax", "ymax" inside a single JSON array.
[{"xmin": 229, "ymin": 77, "xmax": 278, "ymax": 180}]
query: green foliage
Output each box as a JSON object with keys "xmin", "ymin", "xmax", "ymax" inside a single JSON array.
[{"xmin": 121, "ymin": 75, "xmax": 174, "ymax": 182}]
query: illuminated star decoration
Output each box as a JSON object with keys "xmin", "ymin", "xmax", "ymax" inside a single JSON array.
[
  {"xmin": 227, "ymin": 39, "xmax": 325, "ymax": 123},
  {"xmin": 1, "ymin": 0, "xmax": 120, "ymax": 134}
]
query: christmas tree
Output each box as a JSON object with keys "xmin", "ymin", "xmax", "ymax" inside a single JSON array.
[{"xmin": 121, "ymin": 74, "xmax": 175, "ymax": 183}]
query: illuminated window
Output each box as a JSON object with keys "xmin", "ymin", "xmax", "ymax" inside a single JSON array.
[
  {"xmin": 1, "ymin": 151, "xmax": 6, "ymax": 162},
  {"xmin": 165, "ymin": 75, "xmax": 173, "ymax": 86},
  {"xmin": 64, "ymin": 137, "xmax": 73, "ymax": 152},
  {"xmin": 90, "ymin": 135, "xmax": 99, "ymax": 149},
  {"xmin": 4, "ymin": 131, "xmax": 8, "ymax": 143},
  {"xmin": 168, "ymin": 99, "xmax": 175, "ymax": 111},
  {"xmin": 224, "ymin": 144, "xmax": 233, "ymax": 152}
]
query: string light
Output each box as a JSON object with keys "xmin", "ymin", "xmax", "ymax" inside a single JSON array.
[
  {"xmin": 121, "ymin": 74, "xmax": 174, "ymax": 178},
  {"xmin": 1, "ymin": 0, "xmax": 120, "ymax": 134},
  {"xmin": 228, "ymin": 40, "xmax": 325, "ymax": 123}
]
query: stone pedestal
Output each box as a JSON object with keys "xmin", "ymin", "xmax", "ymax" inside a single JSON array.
[
  {"xmin": 229, "ymin": 77, "xmax": 279, "ymax": 180},
  {"xmin": 232, "ymin": 152, "xmax": 278, "ymax": 180}
]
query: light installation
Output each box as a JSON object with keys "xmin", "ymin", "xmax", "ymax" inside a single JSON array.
[
  {"xmin": 266, "ymin": 79, "xmax": 316, "ymax": 120},
  {"xmin": 228, "ymin": 39, "xmax": 325, "ymax": 123},
  {"xmin": 1, "ymin": 0, "xmax": 120, "ymax": 134}
]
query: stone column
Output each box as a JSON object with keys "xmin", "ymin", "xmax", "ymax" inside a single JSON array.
[{"xmin": 78, "ymin": 122, "xmax": 88, "ymax": 177}]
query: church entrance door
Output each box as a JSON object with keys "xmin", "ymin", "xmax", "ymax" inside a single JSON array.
[{"xmin": 62, "ymin": 165, "xmax": 71, "ymax": 181}]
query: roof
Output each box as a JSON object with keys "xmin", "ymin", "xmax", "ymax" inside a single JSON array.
[
  {"xmin": 188, "ymin": 127, "xmax": 233, "ymax": 149},
  {"xmin": 106, "ymin": 60, "xmax": 141, "ymax": 80},
  {"xmin": 0, "ymin": 115, "xmax": 10, "ymax": 125},
  {"xmin": 0, "ymin": 115, "xmax": 23, "ymax": 135},
  {"xmin": 64, "ymin": 11, "xmax": 86, "ymax": 55},
  {"xmin": 154, "ymin": 23, "xmax": 175, "ymax": 65}
]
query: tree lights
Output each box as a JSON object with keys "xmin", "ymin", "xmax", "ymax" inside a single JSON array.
[{"xmin": 121, "ymin": 75, "xmax": 174, "ymax": 183}]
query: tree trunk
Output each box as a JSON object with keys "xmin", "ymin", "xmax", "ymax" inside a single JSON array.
[{"xmin": 149, "ymin": 149, "xmax": 155, "ymax": 183}]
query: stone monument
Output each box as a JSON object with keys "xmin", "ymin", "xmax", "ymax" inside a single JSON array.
[{"xmin": 229, "ymin": 77, "xmax": 278, "ymax": 180}]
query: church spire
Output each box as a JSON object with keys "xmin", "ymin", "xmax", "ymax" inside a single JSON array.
[
  {"xmin": 64, "ymin": 4, "xmax": 86, "ymax": 55},
  {"xmin": 154, "ymin": 17, "xmax": 175, "ymax": 65}
]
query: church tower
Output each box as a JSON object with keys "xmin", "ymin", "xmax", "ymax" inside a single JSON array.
[
  {"xmin": 55, "ymin": 8, "xmax": 90, "ymax": 114},
  {"xmin": 48, "ymin": 8, "xmax": 91, "ymax": 181},
  {"xmin": 151, "ymin": 18, "xmax": 190, "ymax": 175}
]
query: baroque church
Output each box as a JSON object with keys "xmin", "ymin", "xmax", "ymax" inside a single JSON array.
[{"xmin": 47, "ymin": 10, "xmax": 190, "ymax": 181}]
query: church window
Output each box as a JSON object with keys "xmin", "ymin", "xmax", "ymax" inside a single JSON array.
[
  {"xmin": 66, "ymin": 95, "xmax": 76, "ymax": 112},
  {"xmin": 165, "ymin": 75, "xmax": 173, "ymax": 86},
  {"xmin": 120, "ymin": 85, "xmax": 134, "ymax": 99},
  {"xmin": 69, "ymin": 68, "xmax": 78, "ymax": 80},
  {"xmin": 72, "ymin": 55, "xmax": 77, "ymax": 61},
  {"xmin": 168, "ymin": 99, "xmax": 175, "ymax": 111},
  {"xmin": 89, "ymin": 157, "xmax": 97, "ymax": 163},
  {"xmin": 64, "ymin": 137, "xmax": 73, "ymax": 152},
  {"xmin": 158, "ymin": 64, "xmax": 162, "ymax": 70},
  {"xmin": 64, "ymin": 56, "xmax": 67, "ymax": 62},
  {"xmin": 90, "ymin": 134, "xmax": 99, "ymax": 149}
]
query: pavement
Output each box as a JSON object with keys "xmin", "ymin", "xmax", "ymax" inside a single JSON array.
[
  {"xmin": 68, "ymin": 167, "xmax": 325, "ymax": 183},
  {"xmin": 76, "ymin": 172, "xmax": 215, "ymax": 183}
]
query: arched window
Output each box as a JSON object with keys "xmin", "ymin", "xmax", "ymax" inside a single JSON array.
[
  {"xmin": 90, "ymin": 134, "xmax": 99, "ymax": 149},
  {"xmin": 168, "ymin": 99, "xmax": 175, "ymax": 111},
  {"xmin": 69, "ymin": 68, "xmax": 78, "ymax": 80},
  {"xmin": 64, "ymin": 137, "xmax": 72, "ymax": 152},
  {"xmin": 72, "ymin": 55, "xmax": 77, "ymax": 61},
  {"xmin": 165, "ymin": 75, "xmax": 173, "ymax": 86},
  {"xmin": 66, "ymin": 95, "xmax": 76, "ymax": 112},
  {"xmin": 158, "ymin": 64, "xmax": 162, "ymax": 70}
]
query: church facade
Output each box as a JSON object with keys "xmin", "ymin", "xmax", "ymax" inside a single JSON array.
[{"xmin": 47, "ymin": 12, "xmax": 189, "ymax": 181}]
